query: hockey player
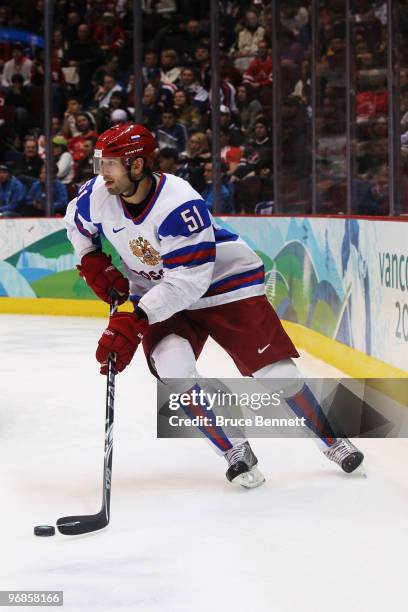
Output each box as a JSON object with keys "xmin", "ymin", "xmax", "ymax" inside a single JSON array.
[{"xmin": 65, "ymin": 123, "xmax": 364, "ymax": 489}]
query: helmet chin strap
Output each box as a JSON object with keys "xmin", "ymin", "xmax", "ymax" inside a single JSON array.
[
  {"xmin": 120, "ymin": 158, "xmax": 148, "ymax": 198},
  {"xmin": 120, "ymin": 170, "xmax": 147, "ymax": 197}
]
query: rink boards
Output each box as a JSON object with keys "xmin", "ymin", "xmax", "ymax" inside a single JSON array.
[{"xmin": 0, "ymin": 215, "xmax": 407, "ymax": 377}]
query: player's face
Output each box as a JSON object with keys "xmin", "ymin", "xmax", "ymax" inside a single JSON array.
[{"xmin": 99, "ymin": 158, "xmax": 131, "ymax": 195}]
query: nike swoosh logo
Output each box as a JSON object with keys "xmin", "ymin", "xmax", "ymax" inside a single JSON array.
[
  {"xmin": 113, "ymin": 227, "xmax": 125, "ymax": 234},
  {"xmin": 258, "ymin": 344, "xmax": 270, "ymax": 354}
]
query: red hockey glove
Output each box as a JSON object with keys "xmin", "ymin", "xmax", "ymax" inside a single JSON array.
[
  {"xmin": 77, "ymin": 251, "xmax": 129, "ymax": 305},
  {"xmin": 96, "ymin": 311, "xmax": 148, "ymax": 375}
]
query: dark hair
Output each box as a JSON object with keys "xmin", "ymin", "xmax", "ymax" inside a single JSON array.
[
  {"xmin": 11, "ymin": 74, "xmax": 24, "ymax": 85},
  {"xmin": 255, "ymin": 115, "xmax": 269, "ymax": 128},
  {"xmin": 110, "ymin": 90, "xmax": 125, "ymax": 102},
  {"xmin": 76, "ymin": 111, "xmax": 97, "ymax": 130},
  {"xmin": 161, "ymin": 106, "xmax": 176, "ymax": 116},
  {"xmin": 158, "ymin": 147, "xmax": 178, "ymax": 162},
  {"xmin": 195, "ymin": 42, "xmax": 210, "ymax": 52},
  {"xmin": 85, "ymin": 136, "xmax": 97, "ymax": 147},
  {"xmin": 237, "ymin": 82, "xmax": 254, "ymax": 104}
]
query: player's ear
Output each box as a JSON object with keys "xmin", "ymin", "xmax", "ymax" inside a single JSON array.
[{"xmin": 130, "ymin": 157, "xmax": 145, "ymax": 179}]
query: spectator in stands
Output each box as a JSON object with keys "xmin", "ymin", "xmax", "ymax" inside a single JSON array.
[
  {"xmin": 234, "ymin": 117, "xmax": 272, "ymax": 179},
  {"xmin": 157, "ymin": 147, "xmax": 179, "ymax": 174},
  {"xmin": 201, "ymin": 161, "xmax": 234, "ymax": 214},
  {"xmin": 37, "ymin": 117, "xmax": 63, "ymax": 159},
  {"xmin": 4, "ymin": 74, "xmax": 31, "ymax": 138},
  {"xmin": 53, "ymin": 28, "xmax": 69, "ymax": 65},
  {"xmin": 173, "ymin": 89, "xmax": 202, "ymax": 131},
  {"xmin": 280, "ymin": 4, "xmax": 309, "ymax": 37},
  {"xmin": 92, "ymin": 53, "xmax": 122, "ymax": 89},
  {"xmin": 180, "ymin": 132, "xmax": 211, "ymax": 163},
  {"xmin": 1, "ymin": 43, "xmax": 32, "ymax": 87},
  {"xmin": 110, "ymin": 108, "xmax": 129, "ymax": 125},
  {"xmin": 292, "ymin": 59, "xmax": 311, "ymax": 105},
  {"xmin": 148, "ymin": 17, "xmax": 182, "ymax": 54},
  {"xmin": 94, "ymin": 73, "xmax": 123, "ymax": 110},
  {"xmin": 356, "ymin": 69, "xmax": 388, "ymax": 122},
  {"xmin": 220, "ymin": 128, "xmax": 243, "ymax": 176},
  {"xmin": 178, "ymin": 131, "xmax": 211, "ymax": 190},
  {"xmin": 156, "ymin": 107, "xmax": 188, "ymax": 153},
  {"xmin": 194, "ymin": 43, "xmax": 211, "ymax": 90},
  {"xmin": 62, "ymin": 97, "xmax": 82, "ymax": 139},
  {"xmin": 13, "ymin": 137, "xmax": 43, "ymax": 187},
  {"xmin": 85, "ymin": 0, "xmax": 107, "ymax": 31},
  {"xmin": 0, "ymin": 164, "xmax": 26, "ymax": 216},
  {"xmin": 367, "ymin": 116, "xmax": 388, "ymax": 166},
  {"xmin": 25, "ymin": 163, "xmax": 69, "ymax": 216},
  {"xmin": 243, "ymin": 40, "xmax": 272, "ymax": 91},
  {"xmin": 66, "ymin": 23, "xmax": 102, "ymax": 99},
  {"xmin": 232, "ymin": 10, "xmax": 265, "ymax": 71},
  {"xmin": 68, "ymin": 112, "xmax": 98, "ymax": 162},
  {"xmin": 142, "ymin": 50, "xmax": 159, "ymax": 85},
  {"xmin": 281, "ymin": 27, "xmax": 306, "ymax": 65},
  {"xmin": 0, "ymin": 92, "xmax": 12, "ymax": 159},
  {"xmin": 219, "ymin": 77, "xmax": 239, "ymax": 113},
  {"xmin": 52, "ymin": 135, "xmax": 75, "ymax": 186},
  {"xmin": 142, "ymin": 86, "xmax": 161, "ymax": 131},
  {"xmin": 235, "ymin": 164, "xmax": 274, "ymax": 215},
  {"xmin": 177, "ymin": 66, "xmax": 209, "ymax": 110},
  {"xmin": 94, "ymin": 11, "xmax": 125, "ymax": 54},
  {"xmin": 352, "ymin": 164, "xmax": 389, "ymax": 215},
  {"xmin": 219, "ymin": 105, "xmax": 243, "ymax": 143},
  {"xmin": 96, "ymin": 90, "xmax": 131, "ymax": 132},
  {"xmin": 74, "ymin": 137, "xmax": 96, "ymax": 185},
  {"xmin": 160, "ymin": 49, "xmax": 182, "ymax": 85},
  {"xmin": 236, "ymin": 84, "xmax": 263, "ymax": 137},
  {"xmin": 219, "ymin": 53, "xmax": 243, "ymax": 90},
  {"xmin": 145, "ymin": 69, "xmax": 175, "ymax": 108},
  {"xmin": 63, "ymin": 9, "xmax": 82, "ymax": 43},
  {"xmin": 179, "ymin": 19, "xmax": 203, "ymax": 59}
]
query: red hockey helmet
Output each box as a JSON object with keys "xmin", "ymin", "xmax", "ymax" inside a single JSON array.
[{"xmin": 93, "ymin": 123, "xmax": 157, "ymax": 174}]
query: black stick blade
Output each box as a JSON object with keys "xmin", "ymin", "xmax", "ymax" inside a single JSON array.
[{"xmin": 56, "ymin": 511, "xmax": 108, "ymax": 536}]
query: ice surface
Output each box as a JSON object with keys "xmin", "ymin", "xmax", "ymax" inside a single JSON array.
[{"xmin": 0, "ymin": 314, "xmax": 407, "ymax": 612}]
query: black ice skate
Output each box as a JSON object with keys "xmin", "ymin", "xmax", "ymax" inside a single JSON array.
[
  {"xmin": 224, "ymin": 442, "xmax": 265, "ymax": 489},
  {"xmin": 324, "ymin": 439, "xmax": 364, "ymax": 473}
]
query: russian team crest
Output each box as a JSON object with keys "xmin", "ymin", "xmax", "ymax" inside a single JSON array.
[{"xmin": 129, "ymin": 237, "xmax": 161, "ymax": 266}]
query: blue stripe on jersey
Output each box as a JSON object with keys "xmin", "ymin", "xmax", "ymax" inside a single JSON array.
[
  {"xmin": 75, "ymin": 177, "xmax": 97, "ymax": 222},
  {"xmin": 213, "ymin": 226, "xmax": 239, "ymax": 243},
  {"xmin": 74, "ymin": 209, "xmax": 98, "ymax": 238},
  {"xmin": 91, "ymin": 223, "xmax": 103, "ymax": 248},
  {"xmin": 94, "ymin": 222, "xmax": 105, "ymax": 238},
  {"xmin": 162, "ymin": 242, "xmax": 216, "ymax": 269},
  {"xmin": 202, "ymin": 265, "xmax": 264, "ymax": 297},
  {"xmin": 130, "ymin": 173, "xmax": 166, "ymax": 225},
  {"xmin": 158, "ymin": 200, "xmax": 211, "ymax": 238}
]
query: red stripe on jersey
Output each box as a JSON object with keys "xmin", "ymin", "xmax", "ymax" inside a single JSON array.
[
  {"xmin": 164, "ymin": 246, "xmax": 216, "ymax": 266},
  {"xmin": 207, "ymin": 268, "xmax": 264, "ymax": 296}
]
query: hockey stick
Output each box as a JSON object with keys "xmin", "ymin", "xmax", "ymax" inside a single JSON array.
[{"xmin": 57, "ymin": 294, "xmax": 119, "ymax": 535}]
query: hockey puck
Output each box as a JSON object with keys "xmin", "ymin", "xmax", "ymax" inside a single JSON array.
[{"xmin": 34, "ymin": 525, "xmax": 55, "ymax": 537}]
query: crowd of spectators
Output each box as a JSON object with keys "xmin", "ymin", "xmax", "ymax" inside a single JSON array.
[
  {"xmin": 314, "ymin": 0, "xmax": 393, "ymax": 214},
  {"xmin": 0, "ymin": 0, "xmax": 276, "ymax": 216},
  {"xmin": 0, "ymin": 1, "xmax": 406, "ymax": 217}
]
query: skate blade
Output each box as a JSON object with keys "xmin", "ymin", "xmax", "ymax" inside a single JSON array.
[{"xmin": 235, "ymin": 466, "xmax": 266, "ymax": 489}]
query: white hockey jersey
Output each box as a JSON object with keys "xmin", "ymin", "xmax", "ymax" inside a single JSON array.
[{"xmin": 65, "ymin": 172, "xmax": 265, "ymax": 324}]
